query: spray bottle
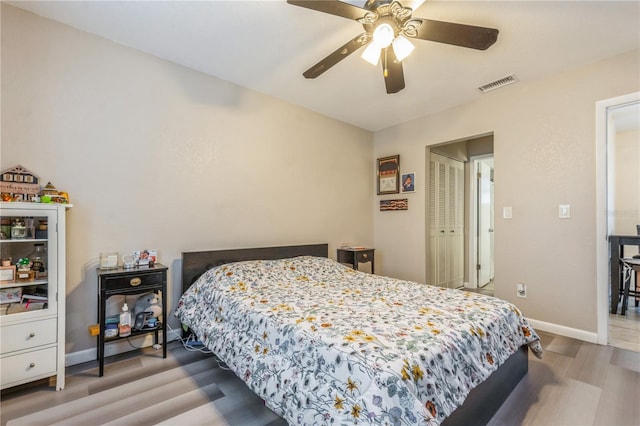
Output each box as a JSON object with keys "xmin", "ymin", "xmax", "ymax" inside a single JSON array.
[{"xmin": 119, "ymin": 302, "xmax": 131, "ymax": 337}]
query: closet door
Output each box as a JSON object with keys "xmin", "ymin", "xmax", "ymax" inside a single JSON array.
[
  {"xmin": 429, "ymin": 153, "xmax": 464, "ymax": 288},
  {"xmin": 447, "ymin": 160, "xmax": 464, "ymax": 288}
]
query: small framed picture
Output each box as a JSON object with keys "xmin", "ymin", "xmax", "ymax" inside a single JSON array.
[
  {"xmin": 0, "ymin": 265, "xmax": 16, "ymax": 283},
  {"xmin": 401, "ymin": 172, "xmax": 415, "ymax": 193},
  {"xmin": 134, "ymin": 249, "xmax": 157, "ymax": 266},
  {"xmin": 377, "ymin": 155, "xmax": 400, "ymax": 195},
  {"xmin": 380, "ymin": 199, "xmax": 408, "ymax": 211}
]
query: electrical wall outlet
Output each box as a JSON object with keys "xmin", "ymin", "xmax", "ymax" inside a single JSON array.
[{"xmin": 517, "ymin": 283, "xmax": 527, "ymax": 298}]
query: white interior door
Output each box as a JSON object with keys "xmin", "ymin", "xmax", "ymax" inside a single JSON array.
[{"xmin": 477, "ymin": 160, "xmax": 493, "ymax": 286}]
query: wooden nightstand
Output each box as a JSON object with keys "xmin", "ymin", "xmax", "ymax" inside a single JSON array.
[{"xmin": 337, "ymin": 248, "xmax": 375, "ymax": 274}]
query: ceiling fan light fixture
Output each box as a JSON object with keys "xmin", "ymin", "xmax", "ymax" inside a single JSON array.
[
  {"xmin": 361, "ymin": 43, "xmax": 381, "ymax": 66},
  {"xmin": 392, "ymin": 35, "xmax": 414, "ymax": 61},
  {"xmin": 372, "ymin": 23, "xmax": 394, "ymax": 48}
]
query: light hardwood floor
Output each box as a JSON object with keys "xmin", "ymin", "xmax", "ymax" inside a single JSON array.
[
  {"xmin": 609, "ymin": 302, "xmax": 640, "ymax": 353},
  {"xmin": 1, "ymin": 329, "xmax": 638, "ymax": 426},
  {"xmin": 469, "ymin": 281, "xmax": 640, "ymax": 354},
  {"xmin": 488, "ymin": 329, "xmax": 640, "ymax": 426}
]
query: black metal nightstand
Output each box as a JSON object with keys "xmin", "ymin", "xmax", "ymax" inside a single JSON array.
[
  {"xmin": 337, "ymin": 248, "xmax": 375, "ymax": 274},
  {"xmin": 96, "ymin": 264, "xmax": 168, "ymax": 377}
]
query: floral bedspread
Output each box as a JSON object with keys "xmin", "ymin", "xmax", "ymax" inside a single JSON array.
[{"xmin": 175, "ymin": 256, "xmax": 542, "ymax": 425}]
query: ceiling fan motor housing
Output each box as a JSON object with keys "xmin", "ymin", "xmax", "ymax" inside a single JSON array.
[{"xmin": 360, "ymin": 1, "xmax": 416, "ymax": 38}]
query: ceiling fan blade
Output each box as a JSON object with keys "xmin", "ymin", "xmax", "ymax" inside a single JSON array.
[
  {"xmin": 303, "ymin": 34, "xmax": 370, "ymax": 79},
  {"xmin": 409, "ymin": 18, "xmax": 498, "ymax": 50},
  {"xmin": 287, "ymin": 0, "xmax": 368, "ymax": 21},
  {"xmin": 382, "ymin": 48, "xmax": 405, "ymax": 94}
]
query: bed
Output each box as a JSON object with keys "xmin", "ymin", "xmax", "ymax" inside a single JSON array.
[{"xmin": 175, "ymin": 244, "xmax": 542, "ymax": 425}]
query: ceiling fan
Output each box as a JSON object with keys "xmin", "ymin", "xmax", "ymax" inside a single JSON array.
[{"xmin": 287, "ymin": 0, "xmax": 499, "ymax": 94}]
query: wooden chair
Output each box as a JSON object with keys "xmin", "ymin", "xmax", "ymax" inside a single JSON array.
[{"xmin": 620, "ymin": 258, "xmax": 640, "ymax": 315}]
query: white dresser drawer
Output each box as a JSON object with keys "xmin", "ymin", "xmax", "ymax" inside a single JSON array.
[
  {"xmin": 1, "ymin": 319, "xmax": 57, "ymax": 355},
  {"xmin": 1, "ymin": 346, "xmax": 57, "ymax": 387}
]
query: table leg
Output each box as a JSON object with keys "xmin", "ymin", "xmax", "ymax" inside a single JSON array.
[
  {"xmin": 610, "ymin": 238, "xmax": 621, "ymax": 314},
  {"xmin": 98, "ymin": 294, "xmax": 105, "ymax": 377}
]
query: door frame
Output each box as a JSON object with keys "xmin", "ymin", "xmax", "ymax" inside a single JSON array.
[
  {"xmin": 595, "ymin": 91, "xmax": 640, "ymax": 345},
  {"xmin": 468, "ymin": 154, "xmax": 494, "ymax": 288}
]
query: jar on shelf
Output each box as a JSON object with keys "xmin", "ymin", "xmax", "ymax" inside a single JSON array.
[
  {"xmin": 16, "ymin": 257, "xmax": 35, "ymax": 282},
  {"xmin": 29, "ymin": 243, "xmax": 47, "ymax": 279},
  {"xmin": 36, "ymin": 219, "xmax": 48, "ymax": 239},
  {"xmin": 0, "ymin": 218, "xmax": 11, "ymax": 240},
  {"xmin": 11, "ymin": 218, "xmax": 26, "ymax": 239},
  {"xmin": 99, "ymin": 252, "xmax": 119, "ymax": 270}
]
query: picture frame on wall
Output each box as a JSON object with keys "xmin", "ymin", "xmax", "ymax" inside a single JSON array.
[
  {"xmin": 401, "ymin": 172, "xmax": 415, "ymax": 193},
  {"xmin": 377, "ymin": 155, "xmax": 400, "ymax": 195},
  {"xmin": 380, "ymin": 199, "xmax": 408, "ymax": 211}
]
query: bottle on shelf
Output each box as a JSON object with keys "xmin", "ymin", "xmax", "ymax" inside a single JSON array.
[
  {"xmin": 16, "ymin": 257, "xmax": 35, "ymax": 282},
  {"xmin": 119, "ymin": 303, "xmax": 131, "ymax": 337},
  {"xmin": 29, "ymin": 243, "xmax": 47, "ymax": 279}
]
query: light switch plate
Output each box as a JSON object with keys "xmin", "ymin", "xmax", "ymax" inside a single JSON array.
[
  {"xmin": 503, "ymin": 206, "xmax": 513, "ymax": 219},
  {"xmin": 559, "ymin": 204, "xmax": 571, "ymax": 219}
]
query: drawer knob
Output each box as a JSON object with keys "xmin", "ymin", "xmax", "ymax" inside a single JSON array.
[
  {"xmin": 130, "ymin": 277, "xmax": 142, "ymax": 287},
  {"xmin": 29, "ymin": 363, "xmax": 36, "ymax": 368},
  {"xmin": 362, "ymin": 254, "xmax": 368, "ymax": 259},
  {"xmin": 29, "ymin": 332, "xmax": 36, "ymax": 338}
]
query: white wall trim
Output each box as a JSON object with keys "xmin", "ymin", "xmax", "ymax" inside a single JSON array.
[
  {"xmin": 527, "ymin": 318, "xmax": 599, "ymax": 344},
  {"xmin": 65, "ymin": 334, "xmax": 180, "ymax": 367}
]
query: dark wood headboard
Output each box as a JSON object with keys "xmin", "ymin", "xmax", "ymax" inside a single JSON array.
[{"xmin": 181, "ymin": 243, "xmax": 328, "ymax": 293}]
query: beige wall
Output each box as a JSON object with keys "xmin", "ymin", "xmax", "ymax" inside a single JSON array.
[
  {"xmin": 3, "ymin": 2, "xmax": 639, "ymax": 360},
  {"xmin": 611, "ymin": 127, "xmax": 640, "ymax": 257},
  {"xmin": 1, "ymin": 5, "xmax": 373, "ymax": 359},
  {"xmin": 612, "ymin": 128, "xmax": 640, "ymax": 238},
  {"xmin": 374, "ymin": 49, "xmax": 640, "ymax": 336}
]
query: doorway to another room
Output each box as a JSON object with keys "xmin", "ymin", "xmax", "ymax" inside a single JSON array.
[
  {"xmin": 426, "ymin": 134, "xmax": 494, "ymax": 296},
  {"xmin": 597, "ymin": 94, "xmax": 640, "ymax": 353}
]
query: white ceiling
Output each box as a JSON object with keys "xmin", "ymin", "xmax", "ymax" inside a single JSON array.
[{"xmin": 8, "ymin": 0, "xmax": 640, "ymax": 131}]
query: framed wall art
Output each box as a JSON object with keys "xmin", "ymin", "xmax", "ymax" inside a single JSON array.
[
  {"xmin": 377, "ymin": 155, "xmax": 400, "ymax": 195},
  {"xmin": 380, "ymin": 199, "xmax": 408, "ymax": 211},
  {"xmin": 401, "ymin": 172, "xmax": 415, "ymax": 193}
]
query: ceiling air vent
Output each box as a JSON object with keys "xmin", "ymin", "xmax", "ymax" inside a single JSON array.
[{"xmin": 477, "ymin": 74, "xmax": 519, "ymax": 93}]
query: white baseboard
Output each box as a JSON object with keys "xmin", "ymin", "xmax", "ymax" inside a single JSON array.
[
  {"xmin": 526, "ymin": 318, "xmax": 599, "ymax": 344},
  {"xmin": 65, "ymin": 333, "xmax": 180, "ymax": 367}
]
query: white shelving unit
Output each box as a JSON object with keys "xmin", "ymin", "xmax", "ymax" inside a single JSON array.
[{"xmin": 0, "ymin": 202, "xmax": 71, "ymax": 390}]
